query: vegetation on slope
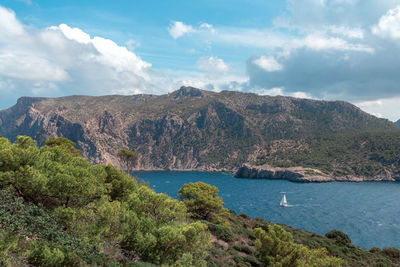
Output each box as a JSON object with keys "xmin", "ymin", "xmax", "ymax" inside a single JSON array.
[
  {"xmin": 0, "ymin": 135, "xmax": 399, "ymax": 266},
  {"xmin": 254, "ymin": 131, "xmax": 400, "ymax": 177},
  {"xmin": 0, "ymin": 135, "xmax": 210, "ymax": 266}
]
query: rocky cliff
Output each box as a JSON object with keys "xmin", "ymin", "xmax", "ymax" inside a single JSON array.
[{"xmin": 0, "ymin": 86, "xmax": 398, "ymax": 176}]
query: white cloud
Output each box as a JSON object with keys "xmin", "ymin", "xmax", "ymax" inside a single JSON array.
[
  {"xmin": 0, "ymin": 53, "xmax": 68, "ymax": 81},
  {"xmin": 125, "ymin": 39, "xmax": 140, "ymax": 50},
  {"xmin": 0, "ymin": 6, "xmax": 170, "ymax": 109},
  {"xmin": 372, "ymin": 5, "xmax": 400, "ymax": 39},
  {"xmin": 328, "ymin": 26, "xmax": 364, "ymax": 39},
  {"xmin": 256, "ymin": 87, "xmax": 284, "ymax": 96},
  {"xmin": 355, "ymin": 97, "xmax": 400, "ymax": 121},
  {"xmin": 0, "ymin": 6, "xmax": 25, "ymax": 37},
  {"xmin": 253, "ymin": 56, "xmax": 283, "ymax": 72},
  {"xmin": 168, "ymin": 21, "xmax": 195, "ymax": 39},
  {"xmin": 356, "ymin": 100, "xmax": 383, "ymax": 108},
  {"xmin": 299, "ymin": 34, "xmax": 373, "ymax": 52},
  {"xmin": 200, "ymin": 23, "xmax": 216, "ymax": 34},
  {"xmin": 57, "ymin": 24, "xmax": 91, "ymax": 44},
  {"xmin": 197, "ymin": 56, "xmax": 229, "ymax": 74},
  {"xmin": 291, "ymin": 91, "xmax": 312, "ymax": 99}
]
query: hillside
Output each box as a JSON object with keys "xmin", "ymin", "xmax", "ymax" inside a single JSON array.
[
  {"xmin": 396, "ymin": 120, "xmax": 400, "ymax": 127},
  {"xmin": 0, "ymin": 86, "xmax": 399, "ymax": 179},
  {"xmin": 1, "ymin": 135, "xmax": 399, "ymax": 266}
]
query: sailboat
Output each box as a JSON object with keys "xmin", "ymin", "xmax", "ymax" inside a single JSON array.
[{"xmin": 280, "ymin": 193, "xmax": 289, "ymax": 207}]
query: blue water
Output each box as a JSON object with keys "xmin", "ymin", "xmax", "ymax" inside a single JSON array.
[{"xmin": 133, "ymin": 171, "xmax": 400, "ymax": 249}]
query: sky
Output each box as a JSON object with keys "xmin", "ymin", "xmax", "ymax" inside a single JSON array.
[{"xmin": 1, "ymin": 0, "xmax": 400, "ymax": 121}]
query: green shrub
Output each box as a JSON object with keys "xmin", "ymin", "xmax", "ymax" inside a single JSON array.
[
  {"xmin": 382, "ymin": 247, "xmax": 400, "ymax": 259},
  {"xmin": 233, "ymin": 244, "xmax": 255, "ymax": 255},
  {"xmin": 28, "ymin": 241, "xmax": 65, "ymax": 267},
  {"xmin": 325, "ymin": 230, "xmax": 352, "ymax": 246},
  {"xmin": 207, "ymin": 223, "xmax": 235, "ymax": 242}
]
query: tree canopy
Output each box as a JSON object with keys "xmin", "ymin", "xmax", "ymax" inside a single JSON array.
[
  {"xmin": 0, "ymin": 135, "xmax": 210, "ymax": 266},
  {"xmin": 178, "ymin": 181, "xmax": 229, "ymax": 224},
  {"xmin": 117, "ymin": 149, "xmax": 138, "ymax": 173}
]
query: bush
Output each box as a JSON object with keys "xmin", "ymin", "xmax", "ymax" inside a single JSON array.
[
  {"xmin": 28, "ymin": 241, "xmax": 65, "ymax": 267},
  {"xmin": 255, "ymin": 225, "xmax": 344, "ymax": 266},
  {"xmin": 382, "ymin": 247, "xmax": 400, "ymax": 259},
  {"xmin": 207, "ymin": 223, "xmax": 235, "ymax": 242},
  {"xmin": 369, "ymin": 247, "xmax": 381, "ymax": 254},
  {"xmin": 233, "ymin": 244, "xmax": 255, "ymax": 255},
  {"xmin": 239, "ymin": 213, "xmax": 250, "ymax": 219},
  {"xmin": 325, "ymin": 230, "xmax": 352, "ymax": 245}
]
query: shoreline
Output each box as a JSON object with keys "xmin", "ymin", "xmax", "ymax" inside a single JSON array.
[{"xmin": 131, "ymin": 165, "xmax": 400, "ymax": 183}]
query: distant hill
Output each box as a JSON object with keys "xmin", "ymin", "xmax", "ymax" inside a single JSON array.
[
  {"xmin": 0, "ymin": 86, "xmax": 399, "ymax": 180},
  {"xmin": 396, "ymin": 120, "xmax": 400, "ymax": 127}
]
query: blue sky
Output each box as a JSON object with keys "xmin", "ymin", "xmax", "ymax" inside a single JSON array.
[{"xmin": 1, "ymin": 0, "xmax": 400, "ymax": 120}]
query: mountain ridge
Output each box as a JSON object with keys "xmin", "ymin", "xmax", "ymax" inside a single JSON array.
[{"xmin": 0, "ymin": 86, "xmax": 398, "ymax": 179}]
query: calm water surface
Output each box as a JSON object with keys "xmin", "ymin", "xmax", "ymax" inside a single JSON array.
[{"xmin": 133, "ymin": 171, "xmax": 400, "ymax": 249}]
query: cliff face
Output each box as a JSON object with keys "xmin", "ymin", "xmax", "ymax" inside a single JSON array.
[{"xmin": 0, "ymin": 86, "xmax": 398, "ymax": 172}]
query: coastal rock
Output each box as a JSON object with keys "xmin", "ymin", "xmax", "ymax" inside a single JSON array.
[
  {"xmin": 234, "ymin": 164, "xmax": 399, "ymax": 182},
  {"xmin": 234, "ymin": 164, "xmax": 333, "ymax": 182}
]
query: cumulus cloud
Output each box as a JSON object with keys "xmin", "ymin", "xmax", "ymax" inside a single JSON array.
[
  {"xmin": 355, "ymin": 96, "xmax": 400, "ymax": 120},
  {"xmin": 0, "ymin": 6, "xmax": 25, "ymax": 37},
  {"xmin": 0, "ymin": 6, "xmax": 170, "ymax": 109},
  {"xmin": 168, "ymin": 21, "xmax": 195, "ymax": 39},
  {"xmin": 197, "ymin": 56, "xmax": 229, "ymax": 74},
  {"xmin": 295, "ymin": 34, "xmax": 373, "ymax": 52},
  {"xmin": 241, "ymin": 0, "xmax": 400, "ymax": 114},
  {"xmin": 279, "ymin": 0, "xmax": 400, "ymax": 29},
  {"xmin": 253, "ymin": 56, "xmax": 283, "ymax": 72},
  {"xmin": 356, "ymin": 100, "xmax": 383, "ymax": 108},
  {"xmin": 372, "ymin": 6, "xmax": 400, "ymax": 39}
]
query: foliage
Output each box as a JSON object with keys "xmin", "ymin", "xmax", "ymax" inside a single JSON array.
[
  {"xmin": 0, "ymin": 135, "xmax": 106, "ymax": 207},
  {"xmin": 0, "ymin": 135, "xmax": 399, "ymax": 266},
  {"xmin": 178, "ymin": 181, "xmax": 229, "ymax": 223},
  {"xmin": 45, "ymin": 137, "xmax": 82, "ymax": 156},
  {"xmin": 255, "ymin": 131, "xmax": 400, "ymax": 177},
  {"xmin": 382, "ymin": 247, "xmax": 400, "ymax": 259},
  {"xmin": 121, "ymin": 185, "xmax": 211, "ymax": 266},
  {"xmin": 0, "ymin": 230, "xmax": 18, "ymax": 265},
  {"xmin": 284, "ymin": 223, "xmax": 398, "ymax": 267},
  {"xmin": 254, "ymin": 225, "xmax": 344, "ymax": 266},
  {"xmin": 118, "ymin": 149, "xmax": 138, "ymax": 173},
  {"xmin": 207, "ymin": 222, "xmax": 235, "ymax": 242},
  {"xmin": 0, "ymin": 136, "xmax": 211, "ymax": 266},
  {"xmin": 325, "ymin": 230, "xmax": 352, "ymax": 246}
]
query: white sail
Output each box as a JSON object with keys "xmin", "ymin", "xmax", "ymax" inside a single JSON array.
[{"xmin": 280, "ymin": 193, "xmax": 288, "ymax": 207}]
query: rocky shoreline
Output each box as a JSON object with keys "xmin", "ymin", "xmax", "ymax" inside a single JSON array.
[
  {"xmin": 233, "ymin": 164, "xmax": 400, "ymax": 183},
  {"xmin": 132, "ymin": 164, "xmax": 400, "ymax": 183}
]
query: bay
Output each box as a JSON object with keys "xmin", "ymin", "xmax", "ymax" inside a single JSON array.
[{"xmin": 133, "ymin": 171, "xmax": 400, "ymax": 249}]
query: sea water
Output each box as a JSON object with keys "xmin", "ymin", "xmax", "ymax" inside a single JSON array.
[{"xmin": 133, "ymin": 171, "xmax": 400, "ymax": 249}]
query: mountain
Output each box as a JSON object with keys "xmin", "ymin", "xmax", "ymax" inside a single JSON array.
[
  {"xmin": 396, "ymin": 119, "xmax": 400, "ymax": 127},
  {"xmin": 0, "ymin": 86, "xmax": 399, "ymax": 178}
]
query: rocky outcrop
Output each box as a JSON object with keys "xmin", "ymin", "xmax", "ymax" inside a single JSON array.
[{"xmin": 234, "ymin": 164, "xmax": 400, "ymax": 182}]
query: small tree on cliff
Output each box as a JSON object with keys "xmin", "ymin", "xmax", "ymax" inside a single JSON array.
[{"xmin": 117, "ymin": 149, "xmax": 138, "ymax": 173}]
